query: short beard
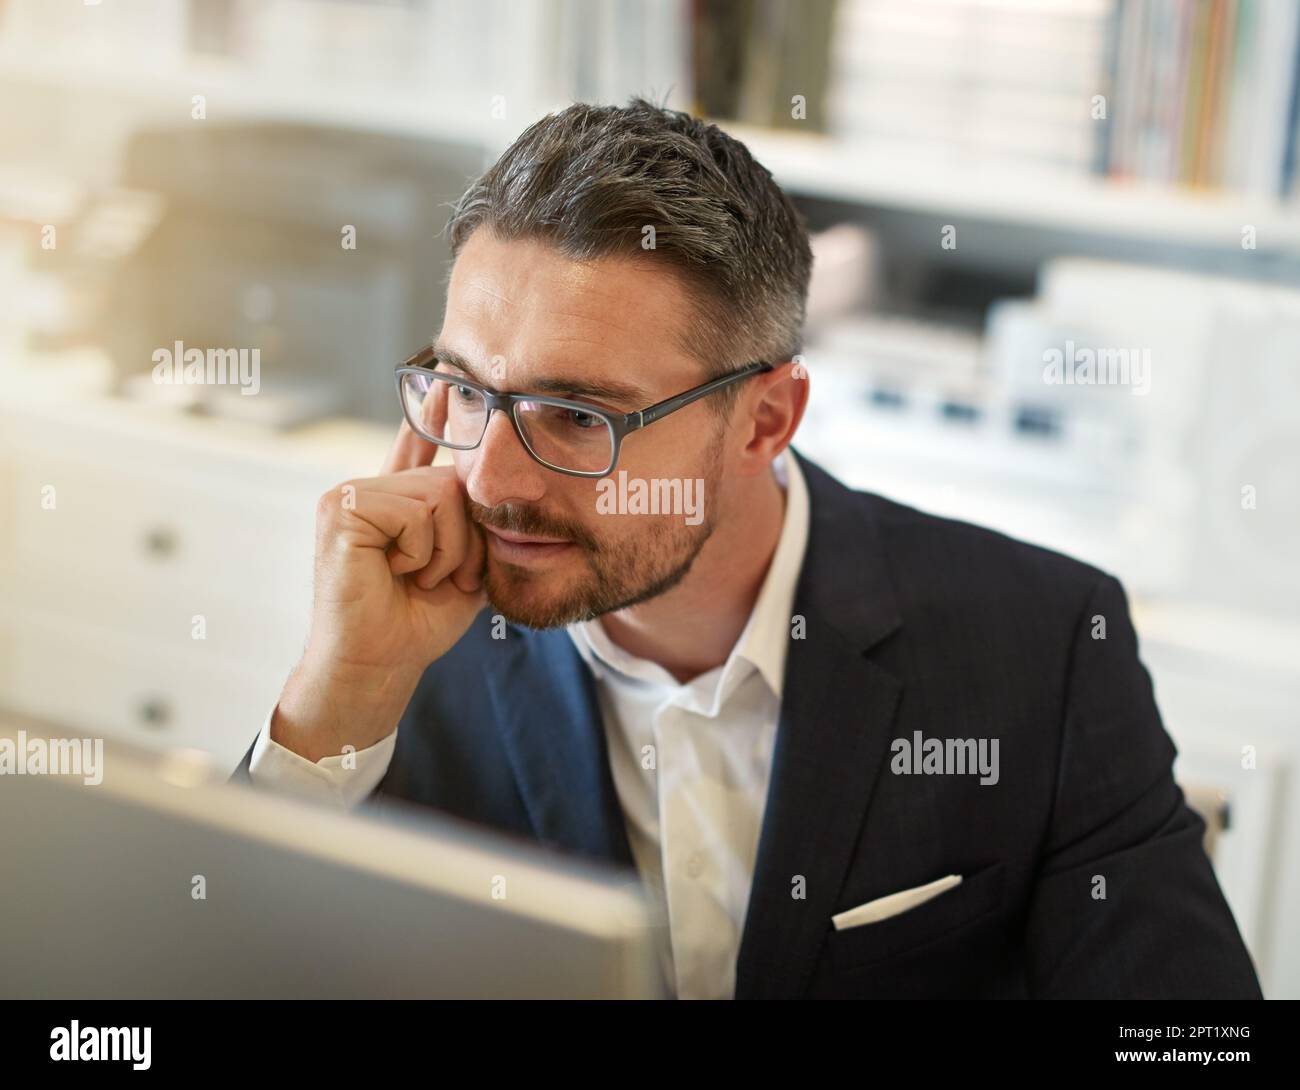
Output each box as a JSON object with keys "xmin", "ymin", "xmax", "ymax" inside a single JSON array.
[{"xmin": 469, "ymin": 438, "xmax": 724, "ymax": 630}]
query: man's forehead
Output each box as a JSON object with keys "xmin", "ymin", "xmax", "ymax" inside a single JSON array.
[
  {"xmin": 428, "ymin": 339, "xmax": 653, "ymax": 406},
  {"xmin": 441, "ymin": 232, "xmax": 701, "ymax": 397},
  {"xmin": 448, "ymin": 231, "xmax": 686, "ymax": 327}
]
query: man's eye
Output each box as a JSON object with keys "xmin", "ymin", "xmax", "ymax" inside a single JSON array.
[{"xmin": 567, "ymin": 409, "xmax": 601, "ymax": 428}]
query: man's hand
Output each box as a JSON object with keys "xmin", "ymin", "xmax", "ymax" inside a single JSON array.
[{"xmin": 271, "ymin": 421, "xmax": 487, "ymax": 762}]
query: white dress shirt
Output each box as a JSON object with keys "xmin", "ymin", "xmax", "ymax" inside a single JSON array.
[{"xmin": 248, "ymin": 451, "xmax": 810, "ymax": 1000}]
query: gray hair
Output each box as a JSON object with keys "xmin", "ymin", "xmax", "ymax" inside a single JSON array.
[{"xmin": 444, "ymin": 97, "xmax": 813, "ymax": 416}]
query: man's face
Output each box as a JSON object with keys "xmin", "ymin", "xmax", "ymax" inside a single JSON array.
[{"xmin": 438, "ymin": 229, "xmax": 732, "ymax": 628}]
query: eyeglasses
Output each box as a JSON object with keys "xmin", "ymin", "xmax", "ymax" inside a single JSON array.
[{"xmin": 394, "ymin": 345, "xmax": 774, "ymax": 478}]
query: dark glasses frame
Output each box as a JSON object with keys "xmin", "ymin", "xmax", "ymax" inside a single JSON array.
[{"xmin": 394, "ymin": 344, "xmax": 774, "ymax": 478}]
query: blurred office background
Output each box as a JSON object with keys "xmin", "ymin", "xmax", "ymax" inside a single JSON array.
[{"xmin": 0, "ymin": 0, "xmax": 1297, "ymax": 994}]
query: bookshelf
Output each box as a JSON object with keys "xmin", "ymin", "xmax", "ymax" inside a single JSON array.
[
  {"xmin": 0, "ymin": 48, "xmax": 516, "ymax": 156},
  {"xmin": 4, "ymin": 45, "xmax": 1297, "ymax": 257},
  {"xmin": 724, "ymin": 122, "xmax": 1300, "ymax": 255}
]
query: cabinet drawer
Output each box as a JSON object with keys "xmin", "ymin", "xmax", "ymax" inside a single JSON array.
[
  {"xmin": 0, "ymin": 549, "xmax": 311, "ymax": 669},
  {"xmin": 0, "ymin": 604, "xmax": 283, "ymax": 769},
  {"xmin": 2, "ymin": 445, "xmax": 318, "ymax": 612}
]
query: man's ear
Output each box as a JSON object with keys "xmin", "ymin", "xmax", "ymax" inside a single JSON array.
[{"xmin": 736, "ymin": 360, "xmax": 808, "ymax": 475}]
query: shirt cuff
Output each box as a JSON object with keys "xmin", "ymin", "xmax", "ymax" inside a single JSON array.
[{"xmin": 247, "ymin": 702, "xmax": 397, "ymax": 809}]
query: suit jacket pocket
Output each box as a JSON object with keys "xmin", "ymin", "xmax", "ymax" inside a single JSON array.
[{"xmin": 827, "ymin": 861, "xmax": 1006, "ymax": 971}]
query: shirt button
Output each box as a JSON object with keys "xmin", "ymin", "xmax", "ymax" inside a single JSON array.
[{"xmin": 686, "ymin": 853, "xmax": 705, "ymax": 879}]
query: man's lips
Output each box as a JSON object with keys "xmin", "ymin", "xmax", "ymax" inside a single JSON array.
[
  {"xmin": 481, "ymin": 524, "xmax": 575, "ymax": 563},
  {"xmin": 483, "ymin": 525, "xmax": 571, "ymax": 546}
]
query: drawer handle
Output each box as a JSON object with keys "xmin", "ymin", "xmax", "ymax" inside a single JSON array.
[
  {"xmin": 136, "ymin": 697, "xmax": 172, "ymax": 729},
  {"xmin": 142, "ymin": 526, "xmax": 179, "ymax": 559}
]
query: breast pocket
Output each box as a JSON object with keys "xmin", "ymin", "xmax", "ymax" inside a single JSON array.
[{"xmin": 826, "ymin": 861, "xmax": 1006, "ymax": 972}]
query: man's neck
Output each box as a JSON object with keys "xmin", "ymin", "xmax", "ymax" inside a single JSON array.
[{"xmin": 597, "ymin": 467, "xmax": 787, "ymax": 684}]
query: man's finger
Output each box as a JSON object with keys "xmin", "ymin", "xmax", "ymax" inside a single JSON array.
[
  {"xmin": 411, "ymin": 496, "xmax": 473, "ymax": 591},
  {"xmin": 380, "ymin": 419, "xmax": 440, "ymax": 476},
  {"xmin": 450, "ymin": 519, "xmax": 487, "ymax": 593}
]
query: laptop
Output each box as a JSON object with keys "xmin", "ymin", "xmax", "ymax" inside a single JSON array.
[{"xmin": 0, "ymin": 721, "xmax": 666, "ymax": 999}]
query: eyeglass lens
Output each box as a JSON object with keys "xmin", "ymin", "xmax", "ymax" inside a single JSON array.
[{"xmin": 400, "ymin": 370, "xmax": 616, "ymax": 474}]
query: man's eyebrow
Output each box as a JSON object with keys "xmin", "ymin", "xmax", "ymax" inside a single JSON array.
[{"xmin": 430, "ymin": 344, "xmax": 650, "ymax": 407}]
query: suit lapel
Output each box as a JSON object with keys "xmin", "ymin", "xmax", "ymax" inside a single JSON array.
[
  {"xmin": 733, "ymin": 450, "xmax": 905, "ymax": 999},
  {"xmin": 477, "ymin": 449, "xmax": 904, "ymax": 998},
  {"xmin": 482, "ymin": 626, "xmax": 636, "ymax": 871}
]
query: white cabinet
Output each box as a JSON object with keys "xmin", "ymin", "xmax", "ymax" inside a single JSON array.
[
  {"xmin": 0, "ymin": 372, "xmax": 392, "ymax": 770},
  {"xmin": 1132, "ymin": 603, "xmax": 1300, "ymax": 999}
]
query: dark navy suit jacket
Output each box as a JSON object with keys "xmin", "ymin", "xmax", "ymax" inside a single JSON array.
[{"xmin": 231, "ymin": 449, "xmax": 1263, "ymax": 999}]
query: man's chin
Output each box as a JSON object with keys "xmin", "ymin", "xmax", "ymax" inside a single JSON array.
[
  {"xmin": 483, "ymin": 593, "xmax": 595, "ymax": 631},
  {"xmin": 482, "ymin": 565, "xmax": 596, "ymax": 630},
  {"xmin": 480, "ymin": 519, "xmax": 715, "ymax": 629}
]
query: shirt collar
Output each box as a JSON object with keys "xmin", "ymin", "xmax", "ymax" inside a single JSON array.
[{"xmin": 566, "ymin": 449, "xmax": 811, "ymax": 703}]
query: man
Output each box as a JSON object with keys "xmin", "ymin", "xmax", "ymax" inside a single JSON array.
[{"xmin": 230, "ymin": 98, "xmax": 1261, "ymax": 1000}]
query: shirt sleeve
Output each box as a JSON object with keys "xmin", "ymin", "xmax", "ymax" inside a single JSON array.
[{"xmin": 246, "ymin": 702, "xmax": 397, "ymax": 809}]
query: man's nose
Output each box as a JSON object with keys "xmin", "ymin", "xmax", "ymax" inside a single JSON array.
[{"xmin": 464, "ymin": 408, "xmax": 548, "ymax": 508}]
